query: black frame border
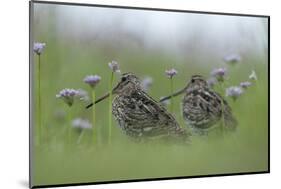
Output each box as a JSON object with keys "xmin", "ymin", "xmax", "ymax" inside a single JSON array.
[{"xmin": 29, "ymin": 0, "xmax": 270, "ymax": 188}]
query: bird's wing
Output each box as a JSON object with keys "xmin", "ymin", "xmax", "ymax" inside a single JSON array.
[
  {"xmin": 208, "ymin": 88, "xmax": 238, "ymax": 130},
  {"xmin": 130, "ymin": 91, "xmax": 187, "ymax": 138}
]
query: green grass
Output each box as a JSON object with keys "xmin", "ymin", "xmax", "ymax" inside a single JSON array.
[{"xmin": 32, "ymin": 28, "xmax": 268, "ymax": 186}]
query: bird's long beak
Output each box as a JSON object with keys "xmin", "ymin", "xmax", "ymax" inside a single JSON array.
[
  {"xmin": 159, "ymin": 87, "xmax": 186, "ymax": 102},
  {"xmin": 86, "ymin": 92, "xmax": 110, "ymax": 109},
  {"xmin": 85, "ymin": 82, "xmax": 121, "ymax": 109}
]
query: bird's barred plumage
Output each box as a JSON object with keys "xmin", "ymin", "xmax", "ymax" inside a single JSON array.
[
  {"xmin": 183, "ymin": 85, "xmax": 237, "ymax": 133},
  {"xmin": 113, "ymin": 90, "xmax": 188, "ymax": 140},
  {"xmin": 160, "ymin": 75, "xmax": 237, "ymax": 135},
  {"xmin": 91, "ymin": 73, "xmax": 190, "ymax": 142}
]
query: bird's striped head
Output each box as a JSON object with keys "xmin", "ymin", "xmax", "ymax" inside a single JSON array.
[
  {"xmin": 113, "ymin": 72, "xmax": 141, "ymax": 94},
  {"xmin": 187, "ymin": 75, "xmax": 208, "ymax": 89},
  {"xmin": 85, "ymin": 72, "xmax": 142, "ymax": 109},
  {"xmin": 159, "ymin": 75, "xmax": 208, "ymax": 103}
]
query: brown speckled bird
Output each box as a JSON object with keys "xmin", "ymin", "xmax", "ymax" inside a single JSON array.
[
  {"xmin": 160, "ymin": 75, "xmax": 237, "ymax": 135},
  {"xmin": 86, "ymin": 73, "xmax": 189, "ymax": 142}
]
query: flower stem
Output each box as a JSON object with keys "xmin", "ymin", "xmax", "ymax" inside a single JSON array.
[
  {"xmin": 77, "ymin": 130, "xmax": 85, "ymax": 144},
  {"xmin": 108, "ymin": 72, "xmax": 114, "ymax": 145},
  {"xmin": 37, "ymin": 55, "xmax": 41, "ymax": 145},
  {"xmin": 220, "ymin": 82, "xmax": 225, "ymax": 134},
  {"xmin": 67, "ymin": 106, "xmax": 72, "ymax": 147},
  {"xmin": 170, "ymin": 78, "xmax": 174, "ymax": 113},
  {"xmin": 92, "ymin": 90, "xmax": 97, "ymax": 145}
]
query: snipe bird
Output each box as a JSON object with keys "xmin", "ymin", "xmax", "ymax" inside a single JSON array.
[
  {"xmin": 159, "ymin": 75, "xmax": 237, "ymax": 134},
  {"xmin": 86, "ymin": 73, "xmax": 189, "ymax": 142}
]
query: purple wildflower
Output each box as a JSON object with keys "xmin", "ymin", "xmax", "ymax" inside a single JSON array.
[
  {"xmin": 108, "ymin": 60, "xmax": 121, "ymax": 73},
  {"xmin": 226, "ymin": 86, "xmax": 243, "ymax": 101},
  {"xmin": 84, "ymin": 75, "xmax": 101, "ymax": 89},
  {"xmin": 211, "ymin": 68, "xmax": 227, "ymax": 82},
  {"xmin": 33, "ymin": 42, "xmax": 46, "ymax": 55},
  {"xmin": 165, "ymin": 68, "xmax": 178, "ymax": 79},
  {"xmin": 240, "ymin": 81, "xmax": 252, "ymax": 89},
  {"xmin": 56, "ymin": 88, "xmax": 79, "ymax": 106}
]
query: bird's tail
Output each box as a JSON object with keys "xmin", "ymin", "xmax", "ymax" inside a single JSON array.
[
  {"xmin": 174, "ymin": 127, "xmax": 192, "ymax": 144},
  {"xmin": 224, "ymin": 113, "xmax": 238, "ymax": 131}
]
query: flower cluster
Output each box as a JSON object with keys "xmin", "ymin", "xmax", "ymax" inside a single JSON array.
[
  {"xmin": 84, "ymin": 75, "xmax": 101, "ymax": 89},
  {"xmin": 56, "ymin": 88, "xmax": 80, "ymax": 106},
  {"xmin": 108, "ymin": 60, "xmax": 121, "ymax": 73},
  {"xmin": 226, "ymin": 86, "xmax": 244, "ymax": 101},
  {"xmin": 211, "ymin": 68, "xmax": 227, "ymax": 82},
  {"xmin": 207, "ymin": 66, "xmax": 257, "ymax": 102},
  {"xmin": 33, "ymin": 42, "xmax": 46, "ymax": 55},
  {"xmin": 240, "ymin": 81, "xmax": 252, "ymax": 89},
  {"xmin": 165, "ymin": 68, "xmax": 178, "ymax": 79}
]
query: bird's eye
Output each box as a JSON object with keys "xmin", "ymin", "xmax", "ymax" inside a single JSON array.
[
  {"xmin": 121, "ymin": 77, "xmax": 127, "ymax": 82},
  {"xmin": 191, "ymin": 79, "xmax": 195, "ymax": 83}
]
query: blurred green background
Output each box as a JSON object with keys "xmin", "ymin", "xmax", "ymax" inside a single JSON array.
[{"xmin": 31, "ymin": 3, "xmax": 268, "ymax": 186}]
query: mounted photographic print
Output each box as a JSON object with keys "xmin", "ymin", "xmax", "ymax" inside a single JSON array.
[{"xmin": 29, "ymin": 1, "xmax": 269, "ymax": 188}]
